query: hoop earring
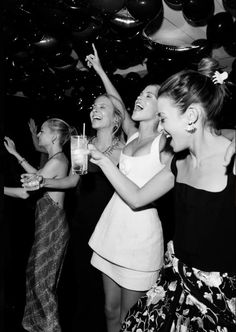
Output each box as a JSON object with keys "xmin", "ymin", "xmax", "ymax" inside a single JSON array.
[{"xmin": 185, "ymin": 122, "xmax": 196, "ymax": 134}]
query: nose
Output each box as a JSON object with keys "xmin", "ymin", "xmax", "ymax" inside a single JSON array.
[{"xmin": 158, "ymin": 122, "xmax": 164, "ymax": 132}]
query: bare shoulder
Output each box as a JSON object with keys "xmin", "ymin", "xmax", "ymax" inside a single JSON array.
[{"xmin": 39, "ymin": 154, "xmax": 68, "ymax": 177}]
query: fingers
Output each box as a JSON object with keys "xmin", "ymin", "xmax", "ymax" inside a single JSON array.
[
  {"xmin": 4, "ymin": 136, "xmax": 14, "ymax": 145},
  {"xmin": 92, "ymin": 43, "xmax": 97, "ymax": 56},
  {"xmin": 85, "ymin": 55, "xmax": 93, "ymax": 68},
  {"xmin": 21, "ymin": 173, "xmax": 37, "ymax": 183},
  {"xmin": 23, "ymin": 181, "xmax": 40, "ymax": 190}
]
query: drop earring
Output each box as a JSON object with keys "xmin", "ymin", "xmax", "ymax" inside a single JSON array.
[{"xmin": 185, "ymin": 122, "xmax": 196, "ymax": 133}]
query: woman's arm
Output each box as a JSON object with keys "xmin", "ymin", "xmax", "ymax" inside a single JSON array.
[
  {"xmin": 4, "ymin": 187, "xmax": 29, "ymax": 199},
  {"xmin": 28, "ymin": 118, "xmax": 47, "ymax": 153},
  {"xmin": 41, "ymin": 171, "xmax": 79, "ymax": 189},
  {"xmin": 4, "ymin": 136, "xmax": 37, "ymax": 173},
  {"xmin": 89, "ymin": 145, "xmax": 175, "ymax": 209},
  {"xmin": 21, "ymin": 168, "xmax": 80, "ymax": 190},
  {"xmin": 86, "ymin": 44, "xmax": 137, "ymax": 138}
]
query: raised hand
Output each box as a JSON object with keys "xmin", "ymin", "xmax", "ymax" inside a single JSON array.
[
  {"xmin": 85, "ymin": 43, "xmax": 103, "ymax": 74},
  {"xmin": 28, "ymin": 118, "xmax": 38, "ymax": 136},
  {"xmin": 4, "ymin": 136, "xmax": 17, "ymax": 156}
]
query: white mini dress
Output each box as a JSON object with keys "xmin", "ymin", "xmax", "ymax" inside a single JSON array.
[{"xmin": 89, "ymin": 133, "xmax": 165, "ymax": 291}]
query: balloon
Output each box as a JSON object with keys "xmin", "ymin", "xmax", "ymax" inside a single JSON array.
[
  {"xmin": 146, "ymin": 54, "xmax": 187, "ymax": 83},
  {"xmin": 223, "ymin": 0, "xmax": 236, "ymax": 18},
  {"xmin": 164, "ymin": 0, "xmax": 183, "ymax": 11},
  {"xmin": 72, "ymin": 16, "xmax": 104, "ymax": 40},
  {"xmin": 143, "ymin": 35, "xmax": 209, "ymax": 63},
  {"xmin": 33, "ymin": 33, "xmax": 60, "ymax": 55},
  {"xmin": 89, "ymin": 0, "xmax": 125, "ymax": 14},
  {"xmin": 64, "ymin": 0, "xmax": 90, "ymax": 12},
  {"xmin": 223, "ymin": 20, "xmax": 236, "ymax": 57},
  {"xmin": 182, "ymin": 0, "xmax": 215, "ymax": 27},
  {"xmin": 206, "ymin": 12, "xmax": 234, "ymax": 49},
  {"xmin": 108, "ymin": 7, "xmax": 145, "ymax": 38},
  {"xmin": 110, "ymin": 74, "xmax": 125, "ymax": 90},
  {"xmin": 32, "ymin": 6, "xmax": 71, "ymax": 34},
  {"xmin": 142, "ymin": 5, "xmax": 164, "ymax": 44},
  {"xmin": 191, "ymin": 39, "xmax": 212, "ymax": 63},
  {"xmin": 52, "ymin": 55, "xmax": 78, "ymax": 78},
  {"xmin": 126, "ymin": 0, "xmax": 163, "ymax": 21}
]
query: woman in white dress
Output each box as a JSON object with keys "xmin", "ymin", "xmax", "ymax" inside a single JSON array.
[{"xmin": 86, "ymin": 45, "xmax": 172, "ymax": 332}]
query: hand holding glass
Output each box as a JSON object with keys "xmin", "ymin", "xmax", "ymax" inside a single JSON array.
[{"xmin": 71, "ymin": 135, "xmax": 88, "ymax": 175}]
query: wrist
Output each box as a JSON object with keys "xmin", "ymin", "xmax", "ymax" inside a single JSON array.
[
  {"xmin": 38, "ymin": 175, "xmax": 46, "ymax": 188},
  {"xmin": 101, "ymin": 155, "xmax": 111, "ymax": 168},
  {"xmin": 18, "ymin": 158, "xmax": 27, "ymax": 165}
]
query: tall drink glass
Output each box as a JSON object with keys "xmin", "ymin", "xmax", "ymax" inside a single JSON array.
[{"xmin": 71, "ymin": 135, "xmax": 88, "ymax": 175}]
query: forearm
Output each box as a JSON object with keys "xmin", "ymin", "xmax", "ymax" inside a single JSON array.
[
  {"xmin": 99, "ymin": 70, "xmax": 123, "ymax": 100},
  {"xmin": 42, "ymin": 174, "xmax": 79, "ymax": 189},
  {"xmin": 97, "ymin": 156, "xmax": 174, "ymax": 209},
  {"xmin": 13, "ymin": 152, "xmax": 37, "ymax": 173},
  {"xmin": 4, "ymin": 187, "xmax": 29, "ymax": 199},
  {"xmin": 100, "ymin": 157, "xmax": 140, "ymax": 208}
]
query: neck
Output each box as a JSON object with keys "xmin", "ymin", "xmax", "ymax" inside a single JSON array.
[
  {"xmin": 47, "ymin": 146, "xmax": 62, "ymax": 159},
  {"xmin": 95, "ymin": 129, "xmax": 114, "ymax": 149},
  {"xmin": 138, "ymin": 121, "xmax": 158, "ymax": 141},
  {"xmin": 189, "ymin": 130, "xmax": 221, "ymax": 166}
]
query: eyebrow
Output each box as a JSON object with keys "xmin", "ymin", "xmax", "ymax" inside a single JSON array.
[{"xmin": 93, "ymin": 103, "xmax": 107, "ymax": 106}]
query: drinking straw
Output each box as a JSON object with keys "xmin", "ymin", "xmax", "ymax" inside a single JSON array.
[{"xmin": 83, "ymin": 123, "xmax": 85, "ymax": 138}]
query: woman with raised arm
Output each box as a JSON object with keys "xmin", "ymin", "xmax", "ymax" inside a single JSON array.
[
  {"xmin": 85, "ymin": 44, "xmax": 172, "ymax": 332},
  {"xmin": 89, "ymin": 58, "xmax": 236, "ymax": 331},
  {"xmin": 4, "ymin": 118, "xmax": 72, "ymax": 332}
]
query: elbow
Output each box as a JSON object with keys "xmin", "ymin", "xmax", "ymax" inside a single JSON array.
[
  {"xmin": 69, "ymin": 176, "xmax": 79, "ymax": 188},
  {"xmin": 127, "ymin": 196, "xmax": 142, "ymax": 210}
]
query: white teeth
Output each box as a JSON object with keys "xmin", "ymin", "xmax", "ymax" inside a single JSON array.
[{"xmin": 134, "ymin": 103, "xmax": 143, "ymax": 111}]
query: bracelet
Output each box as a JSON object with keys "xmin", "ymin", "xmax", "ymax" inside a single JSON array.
[
  {"xmin": 37, "ymin": 175, "xmax": 45, "ymax": 187},
  {"xmin": 19, "ymin": 158, "xmax": 26, "ymax": 165}
]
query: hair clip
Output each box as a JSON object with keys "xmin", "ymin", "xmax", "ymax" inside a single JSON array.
[{"xmin": 212, "ymin": 71, "xmax": 228, "ymax": 85}]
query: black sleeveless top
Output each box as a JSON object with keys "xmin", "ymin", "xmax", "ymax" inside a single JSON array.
[{"xmin": 171, "ymin": 152, "xmax": 236, "ymax": 272}]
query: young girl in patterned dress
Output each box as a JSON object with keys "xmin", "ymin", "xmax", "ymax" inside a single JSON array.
[{"xmin": 89, "ymin": 57, "xmax": 236, "ymax": 332}]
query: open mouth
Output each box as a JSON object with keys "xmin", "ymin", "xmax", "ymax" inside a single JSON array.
[
  {"xmin": 92, "ymin": 114, "xmax": 102, "ymax": 121},
  {"xmin": 134, "ymin": 102, "xmax": 143, "ymax": 111}
]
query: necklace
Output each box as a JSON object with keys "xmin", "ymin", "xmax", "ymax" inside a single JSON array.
[
  {"xmin": 47, "ymin": 151, "xmax": 63, "ymax": 162},
  {"xmin": 90, "ymin": 137, "xmax": 120, "ymax": 156}
]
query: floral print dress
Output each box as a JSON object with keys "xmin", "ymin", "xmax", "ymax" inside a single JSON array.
[{"xmin": 121, "ymin": 241, "xmax": 236, "ymax": 332}]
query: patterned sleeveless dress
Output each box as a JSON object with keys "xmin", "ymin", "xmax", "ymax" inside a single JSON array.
[{"xmin": 22, "ymin": 193, "xmax": 69, "ymax": 332}]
